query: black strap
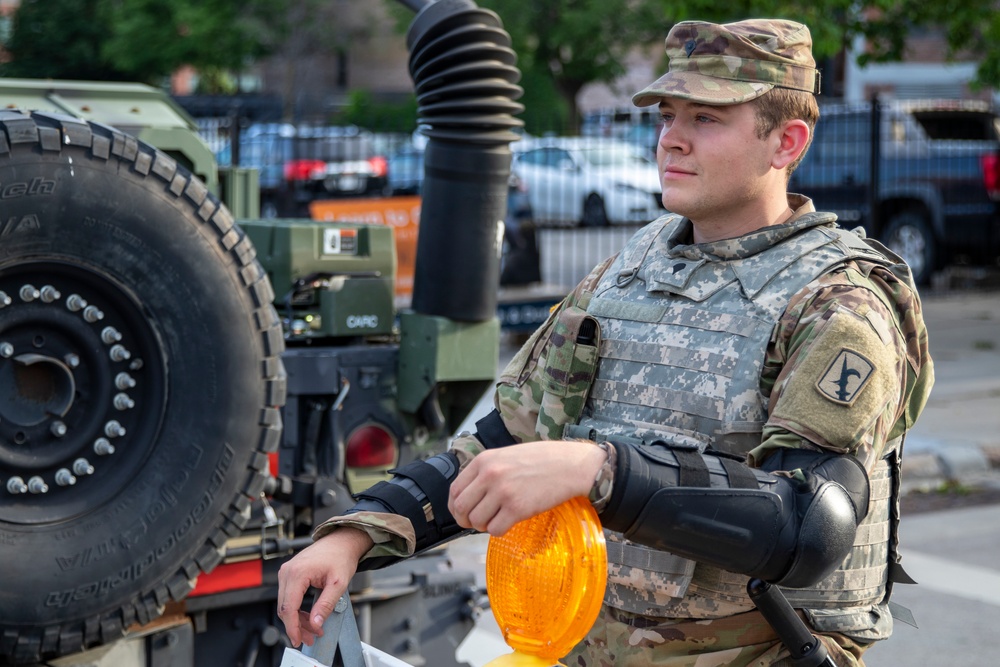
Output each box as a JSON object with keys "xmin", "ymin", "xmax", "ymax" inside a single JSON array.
[
  {"xmin": 475, "ymin": 409, "xmax": 518, "ymax": 449},
  {"xmin": 718, "ymin": 457, "xmax": 760, "ymax": 489},
  {"xmin": 671, "ymin": 447, "xmax": 711, "ymax": 488},
  {"xmin": 390, "ymin": 459, "xmax": 452, "ymax": 530},
  {"xmin": 354, "ymin": 482, "xmax": 428, "ymax": 544}
]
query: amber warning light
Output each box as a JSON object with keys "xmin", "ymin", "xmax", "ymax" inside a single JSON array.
[{"xmin": 484, "ymin": 496, "xmax": 607, "ymax": 666}]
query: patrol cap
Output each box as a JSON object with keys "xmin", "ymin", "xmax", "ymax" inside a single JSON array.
[{"xmin": 632, "ymin": 19, "xmax": 821, "ymax": 107}]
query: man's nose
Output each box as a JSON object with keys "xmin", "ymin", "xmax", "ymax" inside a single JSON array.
[{"xmin": 659, "ymin": 120, "xmax": 690, "ymax": 152}]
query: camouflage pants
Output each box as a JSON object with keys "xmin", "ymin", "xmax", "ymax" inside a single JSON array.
[{"xmin": 562, "ymin": 606, "xmax": 869, "ymax": 667}]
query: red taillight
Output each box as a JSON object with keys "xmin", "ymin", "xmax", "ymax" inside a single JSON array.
[
  {"xmin": 368, "ymin": 155, "xmax": 388, "ymax": 178},
  {"xmin": 284, "ymin": 159, "xmax": 326, "ymax": 181},
  {"xmin": 981, "ymin": 154, "xmax": 1000, "ymax": 200},
  {"xmin": 346, "ymin": 423, "xmax": 397, "ymax": 468}
]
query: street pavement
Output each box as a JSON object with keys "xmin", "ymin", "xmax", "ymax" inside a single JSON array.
[{"xmin": 450, "ymin": 286, "xmax": 1000, "ymax": 666}]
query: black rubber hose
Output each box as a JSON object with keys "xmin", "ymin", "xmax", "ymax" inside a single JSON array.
[{"xmin": 404, "ymin": 0, "xmax": 525, "ymax": 321}]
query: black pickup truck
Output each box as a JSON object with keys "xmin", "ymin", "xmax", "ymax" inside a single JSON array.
[{"xmin": 790, "ymin": 99, "xmax": 1000, "ymax": 284}]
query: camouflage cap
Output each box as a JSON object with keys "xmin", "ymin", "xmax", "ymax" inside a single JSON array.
[{"xmin": 632, "ymin": 19, "xmax": 820, "ymax": 107}]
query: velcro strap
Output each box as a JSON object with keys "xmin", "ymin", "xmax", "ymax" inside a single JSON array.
[
  {"xmin": 475, "ymin": 409, "xmax": 518, "ymax": 449},
  {"xmin": 355, "ymin": 481, "xmax": 428, "ymax": 544},
  {"xmin": 606, "ymin": 541, "xmax": 694, "ymax": 575},
  {"xmin": 717, "ymin": 457, "xmax": 759, "ymax": 489},
  {"xmin": 390, "ymin": 459, "xmax": 452, "ymax": 530},
  {"xmin": 672, "ymin": 447, "xmax": 711, "ymax": 487}
]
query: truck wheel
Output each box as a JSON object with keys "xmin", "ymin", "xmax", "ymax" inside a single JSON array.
[
  {"xmin": 0, "ymin": 111, "xmax": 285, "ymax": 664},
  {"xmin": 581, "ymin": 194, "xmax": 608, "ymax": 227},
  {"xmin": 883, "ymin": 210, "xmax": 936, "ymax": 285}
]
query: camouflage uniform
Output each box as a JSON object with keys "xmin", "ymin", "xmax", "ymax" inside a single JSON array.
[{"xmin": 314, "ymin": 18, "xmax": 934, "ymax": 667}]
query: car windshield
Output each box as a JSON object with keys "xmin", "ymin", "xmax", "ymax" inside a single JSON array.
[{"xmin": 577, "ymin": 146, "xmax": 651, "ymax": 167}]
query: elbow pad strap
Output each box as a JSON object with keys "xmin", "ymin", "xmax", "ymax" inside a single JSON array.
[
  {"xmin": 349, "ymin": 452, "xmax": 463, "ymax": 553},
  {"xmin": 474, "ymin": 409, "xmax": 518, "ymax": 449}
]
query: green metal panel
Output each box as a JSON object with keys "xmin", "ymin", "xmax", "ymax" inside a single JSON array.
[
  {"xmin": 220, "ymin": 167, "xmax": 260, "ymax": 219},
  {"xmin": 397, "ymin": 312, "xmax": 500, "ymax": 413},
  {"xmin": 0, "ymin": 78, "xmax": 219, "ymax": 194},
  {"xmin": 240, "ymin": 219, "xmax": 397, "ymax": 337}
]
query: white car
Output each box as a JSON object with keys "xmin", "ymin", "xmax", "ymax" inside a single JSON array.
[{"xmin": 512, "ymin": 137, "xmax": 664, "ymax": 226}]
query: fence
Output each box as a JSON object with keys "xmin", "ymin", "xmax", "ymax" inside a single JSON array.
[
  {"xmin": 790, "ymin": 98, "xmax": 1000, "ymax": 284},
  {"xmin": 197, "ymin": 97, "xmax": 1000, "ymax": 288}
]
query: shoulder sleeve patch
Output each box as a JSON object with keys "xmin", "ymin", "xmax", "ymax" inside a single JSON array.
[
  {"xmin": 816, "ymin": 349, "xmax": 875, "ymax": 406},
  {"xmin": 769, "ymin": 304, "xmax": 902, "ymax": 452}
]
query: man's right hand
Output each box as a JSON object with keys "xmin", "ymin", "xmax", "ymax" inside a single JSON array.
[{"xmin": 276, "ymin": 526, "xmax": 374, "ymax": 648}]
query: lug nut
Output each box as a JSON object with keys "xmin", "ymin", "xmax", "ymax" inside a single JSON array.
[
  {"xmin": 115, "ymin": 372, "xmax": 136, "ymax": 390},
  {"xmin": 0, "ymin": 342, "xmax": 12, "ymax": 358},
  {"xmin": 64, "ymin": 353, "xmax": 80, "ymax": 368},
  {"xmin": 101, "ymin": 327, "xmax": 122, "ymax": 344},
  {"xmin": 72, "ymin": 458, "xmax": 95, "ymax": 476},
  {"xmin": 113, "ymin": 393, "xmax": 135, "ymax": 410},
  {"xmin": 28, "ymin": 476, "xmax": 49, "ymax": 494},
  {"xmin": 109, "ymin": 344, "xmax": 131, "ymax": 362},
  {"xmin": 0, "ymin": 291, "xmax": 10, "ymax": 307},
  {"xmin": 66, "ymin": 294, "xmax": 87, "ymax": 312},
  {"xmin": 55, "ymin": 469, "xmax": 77, "ymax": 486},
  {"xmin": 83, "ymin": 305, "xmax": 104, "ymax": 323},
  {"xmin": 40, "ymin": 285, "xmax": 61, "ymax": 303},
  {"xmin": 50, "ymin": 421, "xmax": 67, "ymax": 437},
  {"xmin": 19, "ymin": 284, "xmax": 40, "ymax": 302},
  {"xmin": 7, "ymin": 477, "xmax": 27, "ymax": 494},
  {"xmin": 94, "ymin": 437, "xmax": 116, "ymax": 456},
  {"xmin": 104, "ymin": 420, "xmax": 126, "ymax": 438}
]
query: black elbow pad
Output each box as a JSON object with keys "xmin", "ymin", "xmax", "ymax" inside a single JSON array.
[{"xmin": 601, "ymin": 440, "xmax": 870, "ymax": 588}]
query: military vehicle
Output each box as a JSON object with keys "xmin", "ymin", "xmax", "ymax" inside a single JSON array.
[{"xmin": 0, "ymin": 0, "xmax": 525, "ymax": 664}]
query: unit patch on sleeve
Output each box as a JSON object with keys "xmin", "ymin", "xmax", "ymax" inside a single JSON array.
[
  {"xmin": 769, "ymin": 302, "xmax": 901, "ymax": 452},
  {"xmin": 816, "ymin": 349, "xmax": 875, "ymax": 406}
]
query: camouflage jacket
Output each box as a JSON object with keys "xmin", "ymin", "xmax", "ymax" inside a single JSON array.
[{"xmin": 313, "ymin": 196, "xmax": 934, "ymax": 661}]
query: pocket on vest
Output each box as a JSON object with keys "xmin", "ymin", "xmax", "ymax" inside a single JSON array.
[
  {"xmin": 804, "ymin": 602, "xmax": 893, "ymax": 643},
  {"xmin": 536, "ymin": 306, "xmax": 600, "ymax": 439}
]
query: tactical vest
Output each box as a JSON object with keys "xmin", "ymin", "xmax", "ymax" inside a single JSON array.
[{"xmin": 562, "ymin": 213, "xmax": 907, "ymax": 639}]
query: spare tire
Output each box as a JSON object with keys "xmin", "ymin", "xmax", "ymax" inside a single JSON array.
[{"xmin": 0, "ymin": 111, "xmax": 285, "ymax": 664}]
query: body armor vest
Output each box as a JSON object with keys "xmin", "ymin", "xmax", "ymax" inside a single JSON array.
[{"xmin": 570, "ymin": 213, "xmax": 906, "ymax": 638}]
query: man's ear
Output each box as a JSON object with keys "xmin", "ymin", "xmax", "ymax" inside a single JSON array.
[{"xmin": 771, "ymin": 119, "xmax": 810, "ymax": 170}]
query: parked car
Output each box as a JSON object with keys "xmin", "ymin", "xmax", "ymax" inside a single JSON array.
[
  {"xmin": 220, "ymin": 123, "xmax": 389, "ymax": 217},
  {"xmin": 387, "ymin": 147, "xmax": 425, "ymax": 195},
  {"xmin": 512, "ymin": 137, "xmax": 664, "ymax": 226},
  {"xmin": 791, "ymin": 99, "xmax": 1000, "ymax": 284}
]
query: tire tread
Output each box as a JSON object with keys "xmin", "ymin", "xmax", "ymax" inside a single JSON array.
[{"xmin": 0, "ymin": 110, "xmax": 286, "ymax": 666}]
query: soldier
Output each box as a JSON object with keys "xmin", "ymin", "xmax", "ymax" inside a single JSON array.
[{"xmin": 278, "ymin": 18, "xmax": 934, "ymax": 666}]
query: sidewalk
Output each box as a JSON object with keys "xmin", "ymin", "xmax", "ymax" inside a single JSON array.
[{"xmin": 897, "ymin": 289, "xmax": 1000, "ymax": 493}]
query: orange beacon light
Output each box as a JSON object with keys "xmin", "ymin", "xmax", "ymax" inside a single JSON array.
[{"xmin": 483, "ymin": 496, "xmax": 608, "ymax": 667}]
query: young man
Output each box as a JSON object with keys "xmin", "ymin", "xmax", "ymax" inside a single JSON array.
[{"xmin": 278, "ymin": 19, "xmax": 934, "ymax": 666}]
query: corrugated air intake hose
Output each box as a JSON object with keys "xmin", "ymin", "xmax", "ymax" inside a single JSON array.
[{"xmin": 404, "ymin": 0, "xmax": 525, "ymax": 322}]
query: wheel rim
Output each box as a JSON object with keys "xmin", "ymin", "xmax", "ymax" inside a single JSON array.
[
  {"xmin": 0, "ymin": 260, "xmax": 166, "ymax": 525},
  {"xmin": 887, "ymin": 224, "xmax": 927, "ymax": 278}
]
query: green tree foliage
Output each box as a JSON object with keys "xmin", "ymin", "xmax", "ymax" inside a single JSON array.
[
  {"xmin": 2, "ymin": 0, "xmax": 286, "ymax": 86},
  {"xmin": 475, "ymin": 0, "xmax": 660, "ymax": 133},
  {"xmin": 2, "ymin": 0, "xmax": 117, "ymax": 80},
  {"xmin": 338, "ymin": 89, "xmax": 419, "ymax": 133},
  {"xmin": 465, "ymin": 0, "xmax": 1000, "ymax": 133},
  {"xmin": 645, "ymin": 0, "xmax": 1000, "ymax": 89}
]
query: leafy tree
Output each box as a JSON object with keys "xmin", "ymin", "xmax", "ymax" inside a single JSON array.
[
  {"xmin": 645, "ymin": 0, "xmax": 1000, "ymax": 91},
  {"xmin": 474, "ymin": 0, "xmax": 660, "ymax": 133},
  {"xmin": 2, "ymin": 0, "xmax": 120, "ymax": 80},
  {"xmin": 2, "ymin": 0, "xmax": 286, "ymax": 86},
  {"xmin": 446, "ymin": 0, "xmax": 1000, "ymax": 133}
]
